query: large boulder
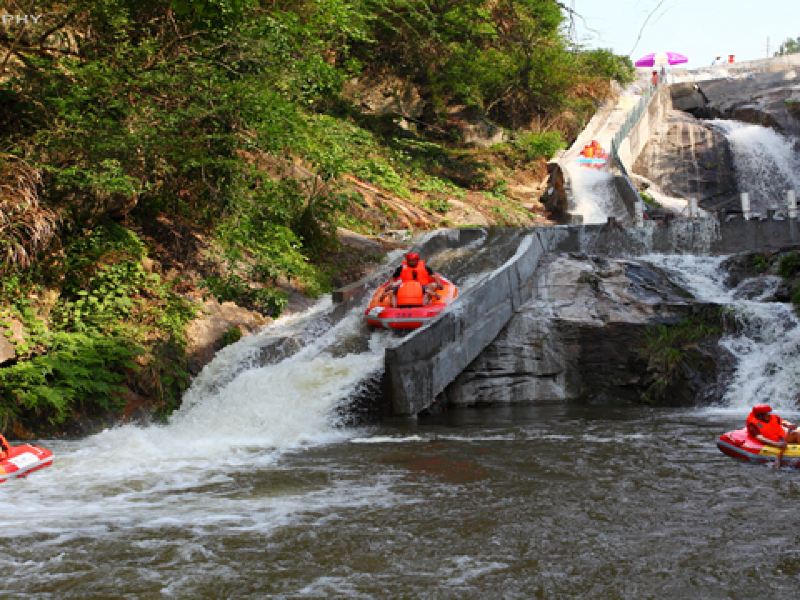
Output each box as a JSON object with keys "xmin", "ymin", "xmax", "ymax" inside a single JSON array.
[
  {"xmin": 185, "ymin": 299, "xmax": 270, "ymax": 375},
  {"xmin": 443, "ymin": 254, "xmax": 731, "ymax": 406},
  {"xmin": 633, "ymin": 110, "xmax": 738, "ymax": 211},
  {"xmin": 672, "ymin": 71, "xmax": 800, "ymax": 137},
  {"xmin": 342, "ymin": 74, "xmax": 424, "ymax": 120},
  {"xmin": 0, "ymin": 316, "xmax": 25, "ymax": 365}
]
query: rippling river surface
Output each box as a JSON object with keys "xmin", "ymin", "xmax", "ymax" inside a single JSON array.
[{"xmin": 5, "ymin": 404, "xmax": 800, "ymax": 598}]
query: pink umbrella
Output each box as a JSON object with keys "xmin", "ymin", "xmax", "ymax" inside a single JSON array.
[{"xmin": 634, "ymin": 51, "xmax": 688, "ymax": 68}]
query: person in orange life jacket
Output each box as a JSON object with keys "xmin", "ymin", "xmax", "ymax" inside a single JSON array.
[
  {"xmin": 381, "ymin": 251, "xmax": 443, "ymax": 307},
  {"xmin": 746, "ymin": 404, "xmax": 800, "ymax": 467}
]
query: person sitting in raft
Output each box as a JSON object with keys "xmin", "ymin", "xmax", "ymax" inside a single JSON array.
[
  {"xmin": 381, "ymin": 251, "xmax": 444, "ymax": 307},
  {"xmin": 746, "ymin": 404, "xmax": 800, "ymax": 467}
]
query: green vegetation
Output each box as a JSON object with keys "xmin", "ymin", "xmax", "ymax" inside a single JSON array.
[
  {"xmin": 0, "ymin": 0, "xmax": 633, "ymax": 434},
  {"xmin": 639, "ymin": 190, "xmax": 661, "ymax": 210},
  {"xmin": 778, "ymin": 251, "xmax": 800, "ymax": 278},
  {"xmin": 778, "ymin": 251, "xmax": 800, "ymax": 309},
  {"xmin": 0, "ymin": 223, "xmax": 195, "ymax": 434},
  {"xmin": 640, "ymin": 316, "xmax": 721, "ymax": 404},
  {"xmin": 750, "ymin": 254, "xmax": 769, "ymax": 274},
  {"xmin": 512, "ymin": 131, "xmax": 566, "ymax": 161}
]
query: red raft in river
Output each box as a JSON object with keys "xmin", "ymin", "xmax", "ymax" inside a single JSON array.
[
  {"xmin": 717, "ymin": 428, "xmax": 800, "ymax": 467},
  {"xmin": 0, "ymin": 435, "xmax": 54, "ymax": 483},
  {"xmin": 364, "ymin": 277, "xmax": 458, "ymax": 330}
]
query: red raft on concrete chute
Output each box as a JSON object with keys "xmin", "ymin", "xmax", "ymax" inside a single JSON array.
[
  {"xmin": 364, "ymin": 277, "xmax": 458, "ymax": 330},
  {"xmin": 717, "ymin": 428, "xmax": 800, "ymax": 467},
  {"xmin": 0, "ymin": 434, "xmax": 54, "ymax": 483}
]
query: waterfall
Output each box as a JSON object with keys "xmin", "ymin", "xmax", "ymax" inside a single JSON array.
[
  {"xmin": 570, "ymin": 169, "xmax": 617, "ymax": 224},
  {"xmin": 644, "ymin": 254, "xmax": 800, "ymax": 412},
  {"xmin": 710, "ymin": 120, "xmax": 800, "ymax": 215}
]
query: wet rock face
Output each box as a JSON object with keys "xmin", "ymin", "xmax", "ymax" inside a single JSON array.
[
  {"xmin": 443, "ymin": 254, "xmax": 730, "ymax": 407},
  {"xmin": 672, "ymin": 72, "xmax": 800, "ymax": 136},
  {"xmin": 633, "ymin": 110, "xmax": 738, "ymax": 211},
  {"xmin": 644, "ymin": 73, "xmax": 800, "ymax": 213}
]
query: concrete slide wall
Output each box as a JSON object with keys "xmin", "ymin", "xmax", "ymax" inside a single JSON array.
[
  {"xmin": 615, "ymin": 86, "xmax": 671, "ymax": 173},
  {"xmin": 385, "ymin": 228, "xmax": 569, "ymax": 415}
]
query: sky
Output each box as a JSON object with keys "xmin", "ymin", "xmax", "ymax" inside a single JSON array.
[{"xmin": 569, "ymin": 0, "xmax": 800, "ymax": 68}]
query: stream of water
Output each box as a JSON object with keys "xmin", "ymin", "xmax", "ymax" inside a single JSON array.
[{"xmin": 711, "ymin": 119, "xmax": 800, "ymax": 215}]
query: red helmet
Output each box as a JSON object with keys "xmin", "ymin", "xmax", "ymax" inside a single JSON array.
[
  {"xmin": 405, "ymin": 252, "xmax": 420, "ymax": 262},
  {"xmin": 752, "ymin": 404, "xmax": 772, "ymax": 415}
]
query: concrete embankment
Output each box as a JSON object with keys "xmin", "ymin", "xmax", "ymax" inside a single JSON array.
[{"xmin": 380, "ymin": 215, "xmax": 800, "ymax": 416}]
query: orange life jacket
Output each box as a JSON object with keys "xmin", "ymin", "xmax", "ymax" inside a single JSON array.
[
  {"xmin": 396, "ymin": 280, "xmax": 424, "ymax": 306},
  {"xmin": 746, "ymin": 412, "xmax": 786, "ymax": 442},
  {"xmin": 398, "ymin": 260, "xmax": 432, "ymax": 286}
]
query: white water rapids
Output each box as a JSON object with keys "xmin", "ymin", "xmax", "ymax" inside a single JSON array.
[
  {"xmin": 4, "ymin": 246, "xmax": 800, "ymax": 595},
  {"xmin": 0, "ymin": 232, "xmax": 510, "ymax": 550},
  {"xmin": 569, "ymin": 168, "xmax": 622, "ymax": 225},
  {"xmin": 645, "ymin": 254, "xmax": 800, "ymax": 415},
  {"xmin": 0, "ymin": 303, "xmax": 393, "ymax": 541},
  {"xmin": 711, "ymin": 119, "xmax": 800, "ymax": 215}
]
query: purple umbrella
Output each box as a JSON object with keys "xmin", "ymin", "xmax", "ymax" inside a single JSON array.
[{"xmin": 634, "ymin": 51, "xmax": 688, "ymax": 68}]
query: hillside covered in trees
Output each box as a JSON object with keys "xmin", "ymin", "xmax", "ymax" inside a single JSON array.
[{"xmin": 0, "ymin": 0, "xmax": 633, "ymax": 436}]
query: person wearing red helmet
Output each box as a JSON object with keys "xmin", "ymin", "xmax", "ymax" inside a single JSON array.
[
  {"xmin": 746, "ymin": 404, "xmax": 800, "ymax": 467},
  {"xmin": 381, "ymin": 251, "xmax": 443, "ymax": 307}
]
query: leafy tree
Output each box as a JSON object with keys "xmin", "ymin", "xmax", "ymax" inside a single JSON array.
[{"xmin": 776, "ymin": 36, "xmax": 800, "ymax": 56}]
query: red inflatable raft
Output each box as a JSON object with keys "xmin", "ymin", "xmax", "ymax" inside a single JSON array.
[
  {"xmin": 0, "ymin": 435, "xmax": 54, "ymax": 483},
  {"xmin": 717, "ymin": 428, "xmax": 800, "ymax": 467},
  {"xmin": 364, "ymin": 277, "xmax": 458, "ymax": 330}
]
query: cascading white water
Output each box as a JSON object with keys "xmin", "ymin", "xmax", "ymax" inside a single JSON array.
[
  {"xmin": 0, "ymin": 300, "xmax": 394, "ymax": 539},
  {"xmin": 711, "ymin": 119, "xmax": 800, "ymax": 214},
  {"xmin": 569, "ymin": 168, "xmax": 623, "ymax": 224},
  {"xmin": 644, "ymin": 254, "xmax": 800, "ymax": 413}
]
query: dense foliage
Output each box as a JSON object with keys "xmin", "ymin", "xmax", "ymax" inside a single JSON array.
[{"xmin": 0, "ymin": 0, "xmax": 633, "ymax": 434}]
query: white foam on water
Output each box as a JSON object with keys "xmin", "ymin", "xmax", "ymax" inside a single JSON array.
[
  {"xmin": 0, "ymin": 302, "xmax": 394, "ymax": 539},
  {"xmin": 710, "ymin": 119, "xmax": 800, "ymax": 215},
  {"xmin": 349, "ymin": 433, "xmax": 516, "ymax": 444},
  {"xmin": 570, "ymin": 168, "xmax": 619, "ymax": 224},
  {"xmin": 643, "ymin": 254, "xmax": 800, "ymax": 413}
]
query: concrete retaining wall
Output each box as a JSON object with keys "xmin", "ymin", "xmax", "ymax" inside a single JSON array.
[{"xmin": 551, "ymin": 216, "xmax": 800, "ymax": 256}]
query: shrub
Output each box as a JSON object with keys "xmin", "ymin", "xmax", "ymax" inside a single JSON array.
[
  {"xmin": 512, "ymin": 131, "xmax": 566, "ymax": 161},
  {"xmin": 779, "ymin": 252, "xmax": 800, "ymax": 278},
  {"xmin": 0, "ymin": 332, "xmax": 141, "ymax": 431}
]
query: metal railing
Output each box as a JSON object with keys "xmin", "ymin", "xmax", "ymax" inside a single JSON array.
[
  {"xmin": 611, "ymin": 85, "xmax": 655, "ymax": 153},
  {"xmin": 609, "ymin": 85, "xmax": 661, "ymax": 224}
]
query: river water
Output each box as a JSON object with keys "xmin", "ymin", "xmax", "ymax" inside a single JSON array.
[
  {"xmin": 4, "ymin": 252, "xmax": 800, "ymax": 597},
  {"xmin": 5, "ymin": 405, "xmax": 800, "ymax": 598}
]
